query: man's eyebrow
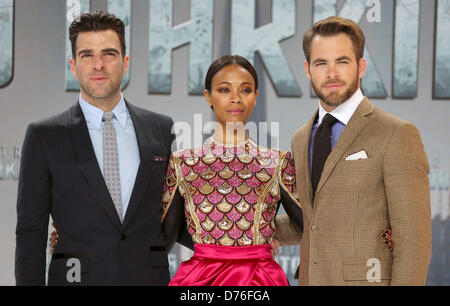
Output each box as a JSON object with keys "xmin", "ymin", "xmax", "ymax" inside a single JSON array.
[
  {"xmin": 77, "ymin": 49, "xmax": 93, "ymax": 56},
  {"xmin": 311, "ymin": 58, "xmax": 327, "ymax": 65},
  {"xmin": 336, "ymin": 56, "xmax": 352, "ymax": 62},
  {"xmin": 102, "ymin": 48, "xmax": 120, "ymax": 54},
  {"xmin": 77, "ymin": 48, "xmax": 120, "ymax": 56}
]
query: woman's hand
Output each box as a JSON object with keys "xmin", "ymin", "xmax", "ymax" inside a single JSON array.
[
  {"xmin": 382, "ymin": 229, "xmax": 394, "ymax": 252},
  {"xmin": 270, "ymin": 239, "xmax": 281, "ymax": 258},
  {"xmin": 49, "ymin": 224, "xmax": 58, "ymax": 255}
]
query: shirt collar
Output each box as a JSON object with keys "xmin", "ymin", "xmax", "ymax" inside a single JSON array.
[
  {"xmin": 317, "ymin": 88, "xmax": 364, "ymax": 126},
  {"xmin": 78, "ymin": 94, "xmax": 128, "ymax": 130}
]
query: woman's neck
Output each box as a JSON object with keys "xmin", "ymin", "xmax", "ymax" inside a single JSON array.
[{"xmin": 212, "ymin": 122, "xmax": 248, "ymax": 146}]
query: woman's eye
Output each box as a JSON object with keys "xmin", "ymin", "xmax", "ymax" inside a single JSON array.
[{"xmin": 218, "ymin": 88, "xmax": 229, "ymax": 93}]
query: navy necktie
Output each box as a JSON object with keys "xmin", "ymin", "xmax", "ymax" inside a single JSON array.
[{"xmin": 311, "ymin": 114, "xmax": 338, "ymax": 199}]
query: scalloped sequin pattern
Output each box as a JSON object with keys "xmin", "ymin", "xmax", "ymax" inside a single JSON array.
[{"xmin": 162, "ymin": 138, "xmax": 296, "ymax": 246}]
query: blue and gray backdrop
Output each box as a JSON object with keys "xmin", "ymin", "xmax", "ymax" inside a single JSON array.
[{"xmin": 0, "ymin": 0, "xmax": 448, "ymax": 285}]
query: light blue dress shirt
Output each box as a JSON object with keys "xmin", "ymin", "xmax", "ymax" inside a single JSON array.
[{"xmin": 79, "ymin": 95, "xmax": 140, "ymax": 219}]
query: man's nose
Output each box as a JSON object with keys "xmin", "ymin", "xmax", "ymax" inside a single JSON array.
[
  {"xmin": 93, "ymin": 57, "xmax": 104, "ymax": 70},
  {"xmin": 327, "ymin": 64, "xmax": 338, "ymax": 79}
]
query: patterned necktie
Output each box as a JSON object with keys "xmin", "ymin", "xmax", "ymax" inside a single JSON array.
[
  {"xmin": 311, "ymin": 113, "xmax": 338, "ymax": 200},
  {"xmin": 103, "ymin": 112, "xmax": 123, "ymax": 222}
]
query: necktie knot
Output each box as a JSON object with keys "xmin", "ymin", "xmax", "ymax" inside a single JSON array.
[
  {"xmin": 103, "ymin": 112, "xmax": 114, "ymax": 122},
  {"xmin": 322, "ymin": 114, "xmax": 338, "ymax": 127}
]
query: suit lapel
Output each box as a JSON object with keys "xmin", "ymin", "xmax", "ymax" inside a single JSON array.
[
  {"xmin": 315, "ymin": 98, "xmax": 374, "ymax": 195},
  {"xmin": 122, "ymin": 102, "xmax": 154, "ymax": 228},
  {"xmin": 68, "ymin": 103, "xmax": 122, "ymax": 230},
  {"xmin": 293, "ymin": 110, "xmax": 318, "ymax": 212}
]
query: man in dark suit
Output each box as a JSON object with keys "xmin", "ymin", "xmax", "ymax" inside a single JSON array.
[{"xmin": 15, "ymin": 11, "xmax": 178, "ymax": 285}]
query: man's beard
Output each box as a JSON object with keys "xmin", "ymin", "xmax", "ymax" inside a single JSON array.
[{"xmin": 312, "ymin": 75, "xmax": 359, "ymax": 108}]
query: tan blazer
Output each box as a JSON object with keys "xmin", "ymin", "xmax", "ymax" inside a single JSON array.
[{"xmin": 276, "ymin": 98, "xmax": 431, "ymax": 286}]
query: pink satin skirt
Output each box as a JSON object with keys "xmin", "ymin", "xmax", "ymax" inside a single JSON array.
[{"xmin": 169, "ymin": 244, "xmax": 289, "ymax": 286}]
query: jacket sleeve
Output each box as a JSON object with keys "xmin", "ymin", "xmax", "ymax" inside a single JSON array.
[
  {"xmin": 15, "ymin": 124, "xmax": 51, "ymax": 286},
  {"xmin": 383, "ymin": 123, "xmax": 431, "ymax": 285},
  {"xmin": 161, "ymin": 155, "xmax": 194, "ymax": 252}
]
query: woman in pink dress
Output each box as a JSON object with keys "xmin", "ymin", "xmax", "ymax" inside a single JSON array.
[{"xmin": 162, "ymin": 55, "xmax": 303, "ymax": 286}]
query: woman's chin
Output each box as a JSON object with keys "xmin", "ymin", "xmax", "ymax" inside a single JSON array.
[{"xmin": 224, "ymin": 119, "xmax": 247, "ymax": 126}]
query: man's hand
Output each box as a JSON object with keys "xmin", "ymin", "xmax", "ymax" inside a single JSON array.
[{"xmin": 270, "ymin": 239, "xmax": 281, "ymax": 258}]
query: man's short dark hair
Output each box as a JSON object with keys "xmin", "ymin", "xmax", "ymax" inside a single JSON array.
[
  {"xmin": 69, "ymin": 10, "xmax": 126, "ymax": 59},
  {"xmin": 303, "ymin": 16, "xmax": 366, "ymax": 63}
]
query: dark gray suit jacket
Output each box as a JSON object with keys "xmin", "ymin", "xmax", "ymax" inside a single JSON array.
[{"xmin": 15, "ymin": 101, "xmax": 176, "ymax": 286}]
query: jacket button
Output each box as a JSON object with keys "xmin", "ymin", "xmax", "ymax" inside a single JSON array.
[
  {"xmin": 311, "ymin": 225, "xmax": 319, "ymax": 232},
  {"xmin": 120, "ymin": 233, "xmax": 126, "ymax": 241}
]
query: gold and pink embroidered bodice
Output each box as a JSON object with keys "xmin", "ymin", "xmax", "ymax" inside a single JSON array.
[{"xmin": 161, "ymin": 138, "xmax": 302, "ymax": 247}]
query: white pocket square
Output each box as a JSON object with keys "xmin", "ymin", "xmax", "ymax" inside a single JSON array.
[{"xmin": 345, "ymin": 150, "xmax": 368, "ymax": 161}]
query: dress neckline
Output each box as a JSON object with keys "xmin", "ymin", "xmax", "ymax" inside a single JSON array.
[{"xmin": 206, "ymin": 136, "xmax": 255, "ymax": 148}]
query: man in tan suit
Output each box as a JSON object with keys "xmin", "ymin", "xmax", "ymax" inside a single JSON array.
[{"xmin": 275, "ymin": 16, "xmax": 431, "ymax": 285}]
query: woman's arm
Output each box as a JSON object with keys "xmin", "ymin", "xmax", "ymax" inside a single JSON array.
[{"xmin": 161, "ymin": 155, "xmax": 194, "ymax": 252}]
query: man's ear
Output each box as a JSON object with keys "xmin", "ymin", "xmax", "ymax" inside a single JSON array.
[
  {"xmin": 358, "ymin": 57, "xmax": 367, "ymax": 79},
  {"xmin": 304, "ymin": 60, "xmax": 312, "ymax": 81},
  {"xmin": 123, "ymin": 55, "xmax": 130, "ymax": 75},
  {"xmin": 69, "ymin": 58, "xmax": 78, "ymax": 80}
]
